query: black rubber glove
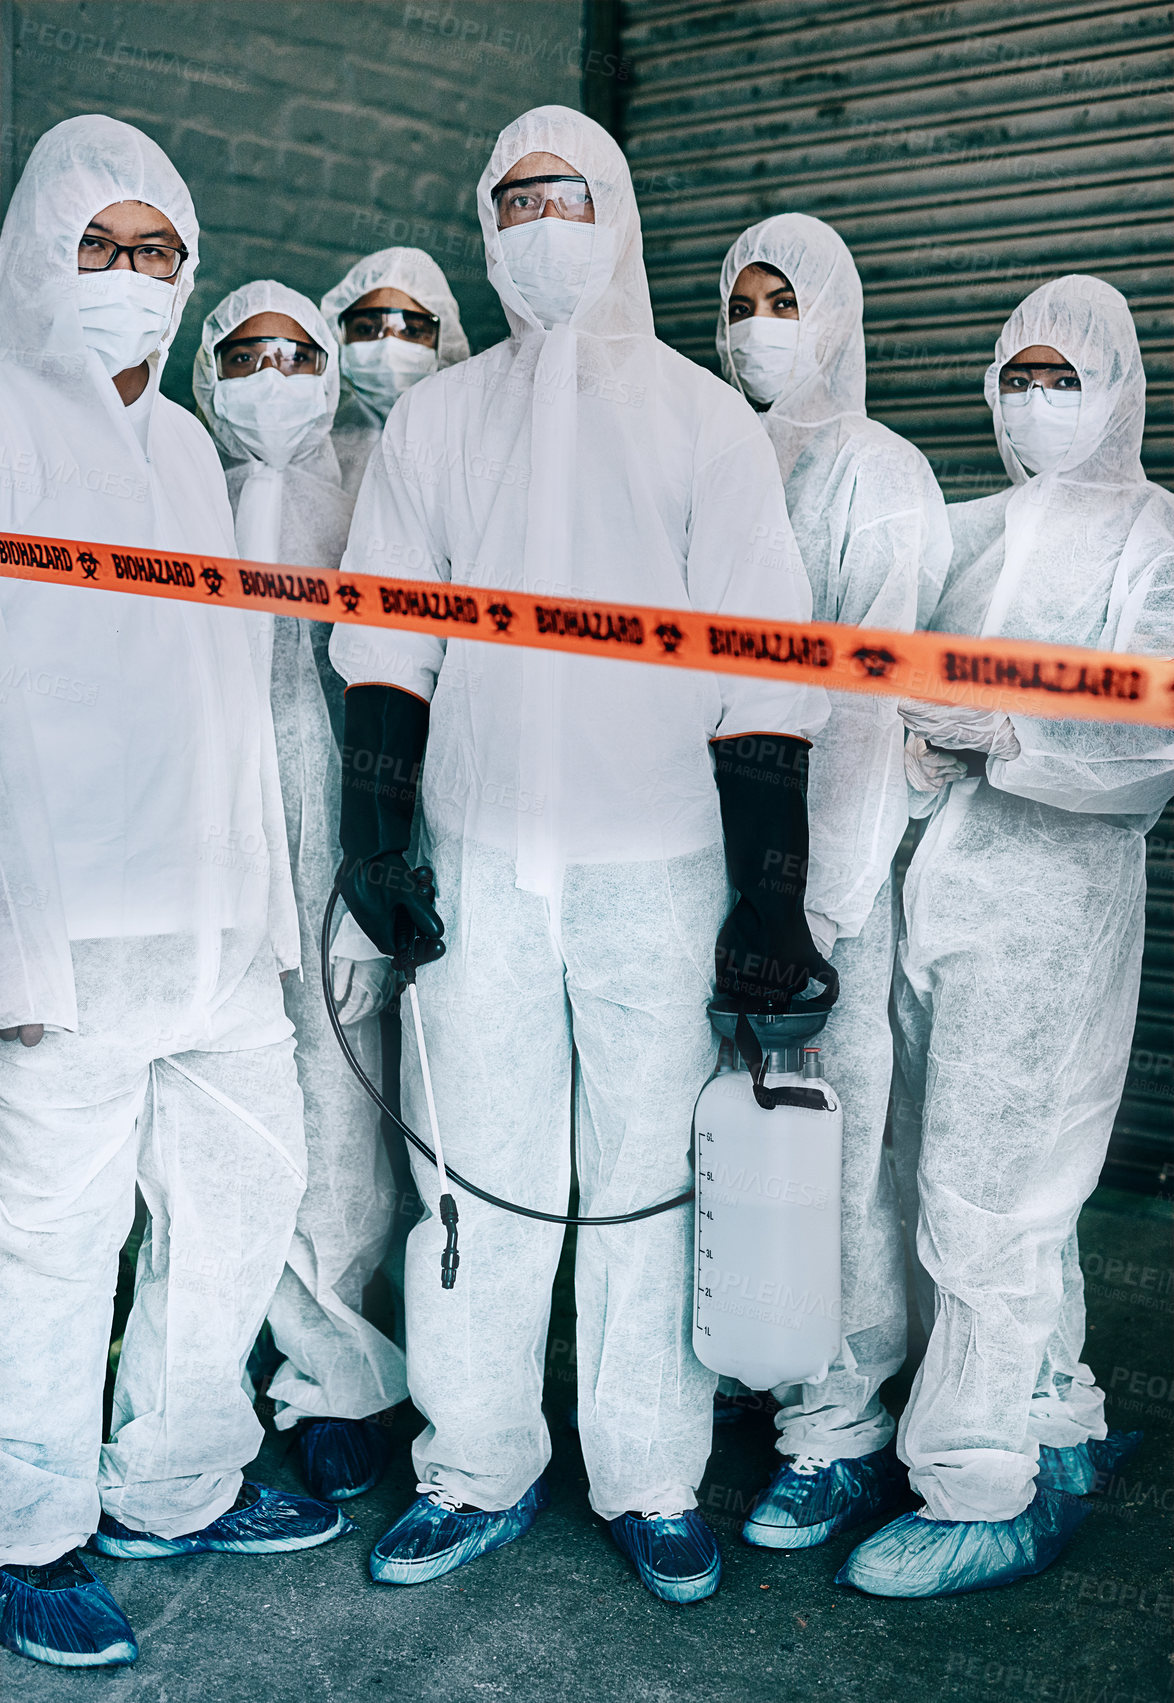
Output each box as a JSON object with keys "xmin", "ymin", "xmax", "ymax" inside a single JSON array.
[
  {"xmin": 712, "ymin": 732, "xmax": 830, "ymax": 1012},
  {"xmin": 337, "ymin": 684, "xmax": 445, "ymax": 972}
]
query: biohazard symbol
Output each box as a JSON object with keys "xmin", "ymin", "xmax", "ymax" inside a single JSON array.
[
  {"xmin": 655, "ymin": 622, "xmax": 685, "ymax": 655},
  {"xmin": 336, "ymin": 583, "xmax": 362, "ymax": 614},
  {"xmin": 77, "ymin": 551, "xmax": 100, "ymax": 580},
  {"xmin": 200, "ymin": 563, "xmax": 225, "ymax": 597},
  {"xmin": 851, "ymin": 645, "xmax": 898, "ymax": 680},
  {"xmin": 487, "ymin": 601, "xmax": 515, "ymax": 634}
]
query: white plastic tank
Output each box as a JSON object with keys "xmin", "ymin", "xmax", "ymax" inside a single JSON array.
[{"xmin": 693, "ymin": 1014, "xmax": 843, "ymax": 1391}]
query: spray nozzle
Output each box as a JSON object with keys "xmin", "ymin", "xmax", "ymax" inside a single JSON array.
[{"xmin": 439, "ymin": 1192, "xmax": 460, "ymax": 1290}]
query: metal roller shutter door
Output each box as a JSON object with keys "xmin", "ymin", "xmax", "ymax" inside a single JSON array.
[{"xmin": 616, "ymin": 0, "xmax": 1174, "ymax": 1191}]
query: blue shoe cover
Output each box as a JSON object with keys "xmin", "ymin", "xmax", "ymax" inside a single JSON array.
[
  {"xmin": 0, "ymin": 1551, "xmax": 137, "ymax": 1668},
  {"xmin": 370, "ymin": 1477, "xmax": 548, "ymax": 1585},
  {"xmin": 295, "ymin": 1418, "xmax": 391, "ymax": 1502},
  {"xmin": 609, "ymin": 1509, "xmax": 721, "ymax": 1605},
  {"xmin": 90, "ymin": 1482, "xmax": 352, "ymax": 1558},
  {"xmin": 743, "ymin": 1441, "xmax": 907, "ymax": 1550},
  {"xmin": 835, "ymin": 1487, "xmax": 1089, "ymax": 1598},
  {"xmin": 1037, "ymin": 1429, "xmax": 1143, "ymax": 1496}
]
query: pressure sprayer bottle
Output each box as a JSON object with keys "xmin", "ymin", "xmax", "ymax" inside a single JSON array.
[{"xmin": 693, "ymin": 987, "xmax": 843, "ymax": 1391}]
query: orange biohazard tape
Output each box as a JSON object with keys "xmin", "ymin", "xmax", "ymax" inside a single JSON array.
[{"xmin": 1, "ymin": 529, "xmax": 1171, "ymax": 727}]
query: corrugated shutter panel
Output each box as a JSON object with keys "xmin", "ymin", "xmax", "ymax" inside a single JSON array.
[
  {"xmin": 619, "ymin": 0, "xmax": 1172, "ymax": 498},
  {"xmin": 618, "ymin": 0, "xmax": 1174, "ymax": 1191}
]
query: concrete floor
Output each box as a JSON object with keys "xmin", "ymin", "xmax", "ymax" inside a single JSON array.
[{"xmin": 4, "ymin": 1186, "xmax": 1171, "ymax": 1703}]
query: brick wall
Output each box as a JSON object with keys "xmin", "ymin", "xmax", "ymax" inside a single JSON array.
[{"xmin": 8, "ymin": 0, "xmax": 585, "ymax": 402}]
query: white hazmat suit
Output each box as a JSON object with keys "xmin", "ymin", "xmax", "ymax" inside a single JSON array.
[
  {"xmin": 891, "ymin": 275, "xmax": 1174, "ymax": 1523},
  {"xmin": 718, "ymin": 215, "xmax": 951, "ymax": 1460},
  {"xmin": 193, "ymin": 280, "xmax": 409, "ymax": 1431},
  {"xmin": 320, "ymin": 248, "xmax": 469, "ymax": 498},
  {"xmin": 330, "ymin": 106, "xmax": 827, "ymax": 1520},
  {"xmin": 0, "ymin": 117, "xmax": 306, "ymax": 1565}
]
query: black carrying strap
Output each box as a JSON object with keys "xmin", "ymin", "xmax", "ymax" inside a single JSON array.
[{"xmin": 734, "ymin": 1009, "xmax": 834, "ymax": 1113}]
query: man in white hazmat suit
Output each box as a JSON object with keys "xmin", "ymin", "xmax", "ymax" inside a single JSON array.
[
  {"xmin": 321, "ymin": 246, "xmax": 469, "ymax": 497},
  {"xmin": 715, "ymin": 214, "xmax": 952, "ymax": 1551},
  {"xmin": 839, "ymin": 276, "xmax": 1174, "ymax": 1598},
  {"xmin": 329, "ymin": 106, "xmax": 830, "ymax": 1605},
  {"xmin": 0, "ymin": 118, "xmax": 348, "ymax": 1672},
  {"xmin": 193, "ymin": 280, "xmax": 412, "ymax": 1504}
]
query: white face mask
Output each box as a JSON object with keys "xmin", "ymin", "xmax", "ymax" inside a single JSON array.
[
  {"xmin": 76, "ymin": 269, "xmax": 175, "ymax": 377},
  {"xmin": 727, "ymin": 316, "xmax": 801, "ymax": 406},
  {"xmin": 211, "ymin": 367, "xmax": 330, "ymax": 469},
  {"xmin": 498, "ymin": 219, "xmax": 596, "ymax": 328},
  {"xmin": 340, "ymin": 336, "xmax": 438, "ymax": 419},
  {"xmin": 1001, "ymin": 385, "xmax": 1082, "ymax": 474}
]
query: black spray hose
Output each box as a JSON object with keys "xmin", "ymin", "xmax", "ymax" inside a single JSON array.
[{"xmin": 319, "ymin": 885, "xmax": 694, "ymax": 1270}]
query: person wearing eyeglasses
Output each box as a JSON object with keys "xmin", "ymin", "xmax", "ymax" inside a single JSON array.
[
  {"xmin": 0, "ymin": 121, "xmax": 350, "ymax": 1672},
  {"xmin": 320, "ymin": 248, "xmax": 469, "ymax": 496},
  {"xmin": 328, "ymin": 106, "xmax": 829, "ymax": 1606},
  {"xmin": 714, "ymin": 214, "xmax": 952, "ymax": 1557},
  {"xmin": 837, "ymin": 276, "xmax": 1174, "ymax": 1598},
  {"xmin": 192, "ymin": 281, "xmax": 409, "ymax": 1508}
]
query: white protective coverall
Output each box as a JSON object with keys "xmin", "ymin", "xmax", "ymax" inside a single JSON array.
[
  {"xmin": 892, "ymin": 275, "xmax": 1174, "ymax": 1523},
  {"xmin": 717, "ymin": 214, "xmax": 951, "ymax": 1459},
  {"xmin": 193, "ymin": 280, "xmax": 409, "ymax": 1430},
  {"xmin": 320, "ymin": 247, "xmax": 469, "ymax": 498},
  {"xmin": 0, "ymin": 117, "xmax": 306, "ymax": 1565},
  {"xmin": 330, "ymin": 106, "xmax": 827, "ymax": 1520}
]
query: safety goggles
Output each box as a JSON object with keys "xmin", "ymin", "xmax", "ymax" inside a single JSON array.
[
  {"xmin": 215, "ymin": 336, "xmax": 327, "ymax": 379},
  {"xmin": 340, "ymin": 306, "xmax": 440, "ymax": 347},
  {"xmin": 78, "ymin": 234, "xmax": 188, "ymax": 280},
  {"xmin": 998, "ymin": 361, "xmax": 1081, "ymax": 395},
  {"xmin": 492, "ymin": 174, "xmax": 594, "ymax": 228}
]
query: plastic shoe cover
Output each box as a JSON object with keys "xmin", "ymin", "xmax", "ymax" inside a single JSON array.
[
  {"xmin": 370, "ymin": 1478, "xmax": 548, "ymax": 1585},
  {"xmin": 295, "ymin": 1418, "xmax": 391, "ymax": 1502},
  {"xmin": 835, "ymin": 1487, "xmax": 1089, "ymax": 1598},
  {"xmin": 90, "ymin": 1482, "xmax": 352, "ymax": 1558},
  {"xmin": 0, "ymin": 1551, "xmax": 137, "ymax": 1668},
  {"xmin": 1036, "ymin": 1429, "xmax": 1143, "ymax": 1496},
  {"xmin": 743, "ymin": 1441, "xmax": 907, "ymax": 1550},
  {"xmin": 609, "ymin": 1509, "xmax": 722, "ymax": 1605}
]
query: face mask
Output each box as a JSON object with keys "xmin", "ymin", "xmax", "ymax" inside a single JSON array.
[
  {"xmin": 1001, "ymin": 385, "xmax": 1081, "ymax": 474},
  {"xmin": 727, "ymin": 316, "xmax": 801, "ymax": 406},
  {"xmin": 76, "ymin": 269, "xmax": 176, "ymax": 377},
  {"xmin": 340, "ymin": 336, "xmax": 438, "ymax": 419},
  {"xmin": 211, "ymin": 367, "xmax": 330, "ymax": 469},
  {"xmin": 498, "ymin": 220, "xmax": 596, "ymax": 328}
]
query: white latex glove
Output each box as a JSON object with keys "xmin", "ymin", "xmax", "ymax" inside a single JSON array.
[
  {"xmin": 904, "ymin": 735, "xmax": 967, "ymax": 794},
  {"xmin": 330, "ymin": 953, "xmax": 395, "ymax": 1025},
  {"xmin": 329, "ymin": 908, "xmax": 395, "ymax": 1024},
  {"xmin": 898, "ymin": 699, "xmax": 1021, "ymax": 760}
]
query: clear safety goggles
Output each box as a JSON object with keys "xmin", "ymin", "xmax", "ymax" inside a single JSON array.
[
  {"xmin": 492, "ymin": 174, "xmax": 594, "ymax": 229},
  {"xmin": 215, "ymin": 336, "xmax": 327, "ymax": 378},
  {"xmin": 998, "ymin": 361, "xmax": 1081, "ymax": 398},
  {"xmin": 340, "ymin": 306, "xmax": 440, "ymax": 347}
]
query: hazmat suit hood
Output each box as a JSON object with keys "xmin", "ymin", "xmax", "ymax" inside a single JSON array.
[
  {"xmin": 194, "ymin": 278, "xmax": 340, "ymax": 473},
  {"xmin": 717, "ymin": 213, "xmax": 866, "ymax": 440},
  {"xmin": 0, "ymin": 113, "xmax": 196, "ymax": 392},
  {"xmin": 986, "ymin": 274, "xmax": 1147, "ymax": 487},
  {"xmin": 321, "ymin": 246, "xmax": 468, "ymax": 369},
  {"xmin": 479, "ymin": 104, "xmax": 654, "ymax": 340}
]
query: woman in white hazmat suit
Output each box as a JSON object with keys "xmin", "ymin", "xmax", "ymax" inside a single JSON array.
[
  {"xmin": 839, "ymin": 275, "xmax": 1174, "ymax": 1598},
  {"xmin": 193, "ymin": 280, "xmax": 412, "ymax": 1505},
  {"xmin": 0, "ymin": 117, "xmax": 347, "ymax": 1673},
  {"xmin": 320, "ymin": 246, "xmax": 469, "ymax": 497},
  {"xmin": 328, "ymin": 105, "xmax": 830, "ymax": 1604},
  {"xmin": 715, "ymin": 214, "xmax": 952, "ymax": 1551}
]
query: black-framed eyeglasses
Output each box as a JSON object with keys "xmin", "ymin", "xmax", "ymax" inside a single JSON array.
[
  {"xmin": 998, "ymin": 361, "xmax": 1081, "ymax": 393},
  {"xmin": 78, "ymin": 233, "xmax": 189, "ymax": 280},
  {"xmin": 215, "ymin": 336, "xmax": 328, "ymax": 379},
  {"xmin": 340, "ymin": 306, "xmax": 440, "ymax": 347}
]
